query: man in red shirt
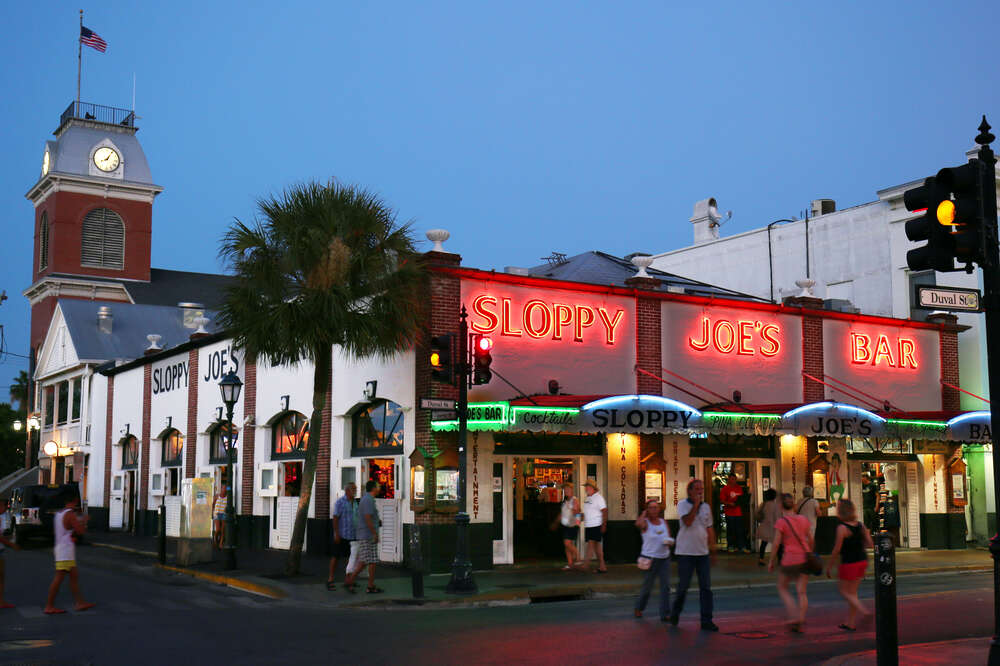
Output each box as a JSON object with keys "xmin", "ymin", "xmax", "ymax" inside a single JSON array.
[{"xmin": 721, "ymin": 474, "xmax": 747, "ymax": 553}]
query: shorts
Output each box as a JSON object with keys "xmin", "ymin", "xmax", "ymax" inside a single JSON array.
[
  {"xmin": 215, "ymin": 513, "xmax": 226, "ymax": 521},
  {"xmin": 356, "ymin": 538, "xmax": 378, "ymax": 565},
  {"xmin": 55, "ymin": 560, "xmax": 76, "ymax": 572},
  {"xmin": 584, "ymin": 526, "xmax": 603, "ymax": 543},
  {"xmin": 331, "ymin": 538, "xmax": 351, "ymax": 558},
  {"xmin": 561, "ymin": 525, "xmax": 579, "ymax": 541},
  {"xmin": 839, "ymin": 560, "xmax": 867, "ymax": 581},
  {"xmin": 779, "ymin": 563, "xmax": 805, "ymax": 576}
]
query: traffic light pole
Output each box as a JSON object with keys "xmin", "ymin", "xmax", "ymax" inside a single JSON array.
[{"xmin": 447, "ymin": 306, "xmax": 477, "ymax": 594}]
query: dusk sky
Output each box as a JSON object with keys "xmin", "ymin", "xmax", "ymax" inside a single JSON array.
[{"xmin": 1, "ymin": 1, "xmax": 996, "ymax": 396}]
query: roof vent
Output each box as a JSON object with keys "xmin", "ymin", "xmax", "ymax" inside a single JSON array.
[
  {"xmin": 178, "ymin": 302, "xmax": 205, "ymax": 329},
  {"xmin": 504, "ymin": 266, "xmax": 531, "ymax": 276},
  {"xmin": 810, "ymin": 199, "xmax": 836, "ymax": 216},
  {"xmin": 97, "ymin": 306, "xmax": 112, "ymax": 334},
  {"xmin": 145, "ymin": 334, "xmax": 162, "ymax": 353}
]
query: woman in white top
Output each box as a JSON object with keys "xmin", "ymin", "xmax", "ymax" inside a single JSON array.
[
  {"xmin": 634, "ymin": 499, "xmax": 674, "ymax": 621},
  {"xmin": 559, "ymin": 483, "xmax": 583, "ymax": 570},
  {"xmin": 43, "ymin": 491, "xmax": 95, "ymax": 614}
]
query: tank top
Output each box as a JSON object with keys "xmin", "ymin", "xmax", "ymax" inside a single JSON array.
[
  {"xmin": 54, "ymin": 508, "xmax": 75, "ymax": 562},
  {"xmin": 640, "ymin": 519, "xmax": 671, "ymax": 559},
  {"xmin": 560, "ymin": 497, "xmax": 577, "ymax": 527},
  {"xmin": 839, "ymin": 521, "xmax": 865, "ymax": 564}
]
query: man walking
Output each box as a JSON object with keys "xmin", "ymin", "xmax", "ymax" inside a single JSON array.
[
  {"xmin": 670, "ymin": 479, "xmax": 718, "ymax": 631},
  {"xmin": 327, "ymin": 482, "xmax": 357, "ymax": 590},
  {"xmin": 345, "ymin": 481, "xmax": 382, "ymax": 593},
  {"xmin": 720, "ymin": 473, "xmax": 746, "ymax": 553},
  {"xmin": 798, "ymin": 486, "xmax": 819, "ymax": 536},
  {"xmin": 582, "ymin": 480, "xmax": 608, "ymax": 573},
  {"xmin": 43, "ymin": 490, "xmax": 95, "ymax": 614}
]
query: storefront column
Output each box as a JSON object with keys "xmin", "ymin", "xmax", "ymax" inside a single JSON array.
[
  {"xmin": 139, "ymin": 364, "xmax": 153, "ymax": 535},
  {"xmin": 185, "ymin": 348, "xmax": 199, "ymax": 479},
  {"xmin": 928, "ymin": 313, "xmax": 961, "ymax": 411},
  {"xmin": 785, "ymin": 295, "xmax": 825, "ymax": 403},
  {"xmin": 626, "ymin": 275, "xmax": 662, "ymax": 396},
  {"xmin": 102, "ymin": 375, "xmax": 114, "ymax": 512},
  {"xmin": 605, "ymin": 433, "xmax": 639, "ymax": 562}
]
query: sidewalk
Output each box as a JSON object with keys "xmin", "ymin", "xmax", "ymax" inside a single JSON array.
[
  {"xmin": 821, "ymin": 637, "xmax": 990, "ymax": 665},
  {"xmin": 83, "ymin": 531, "xmax": 993, "ymax": 608}
]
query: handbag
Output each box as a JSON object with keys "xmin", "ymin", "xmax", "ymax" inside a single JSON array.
[
  {"xmin": 780, "ymin": 517, "xmax": 823, "ymax": 576},
  {"xmin": 637, "ymin": 556, "xmax": 653, "ymax": 570}
]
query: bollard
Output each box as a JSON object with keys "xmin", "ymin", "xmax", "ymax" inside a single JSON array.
[
  {"xmin": 874, "ymin": 531, "xmax": 898, "ymax": 666},
  {"xmin": 158, "ymin": 504, "xmax": 167, "ymax": 564},
  {"xmin": 409, "ymin": 526, "xmax": 425, "ymax": 598}
]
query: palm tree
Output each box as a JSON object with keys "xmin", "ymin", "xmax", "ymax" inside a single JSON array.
[
  {"xmin": 218, "ymin": 180, "xmax": 426, "ymax": 574},
  {"xmin": 9, "ymin": 370, "xmax": 29, "ymax": 412}
]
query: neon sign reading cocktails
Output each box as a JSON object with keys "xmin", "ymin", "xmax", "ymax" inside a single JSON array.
[
  {"xmin": 688, "ymin": 316, "xmax": 781, "ymax": 357},
  {"xmin": 850, "ymin": 332, "xmax": 918, "ymax": 369},
  {"xmin": 469, "ymin": 294, "xmax": 626, "ymax": 345}
]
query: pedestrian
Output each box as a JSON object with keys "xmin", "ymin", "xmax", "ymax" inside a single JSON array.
[
  {"xmin": 755, "ymin": 488, "xmax": 779, "ymax": 566},
  {"xmin": 582, "ymin": 479, "xmax": 608, "ymax": 573},
  {"xmin": 825, "ymin": 498, "xmax": 873, "ymax": 631},
  {"xmin": 797, "ymin": 486, "xmax": 819, "ymax": 536},
  {"xmin": 0, "ymin": 499, "xmax": 20, "ymax": 609},
  {"xmin": 212, "ymin": 484, "xmax": 228, "ymax": 549},
  {"xmin": 43, "ymin": 490, "xmax": 95, "ymax": 614},
  {"xmin": 345, "ymin": 480, "xmax": 382, "ymax": 594},
  {"xmin": 559, "ymin": 482, "xmax": 582, "ymax": 570},
  {"xmin": 768, "ymin": 492, "xmax": 813, "ymax": 633},
  {"xmin": 327, "ymin": 482, "xmax": 357, "ymax": 590},
  {"xmin": 720, "ymin": 473, "xmax": 747, "ymax": 553},
  {"xmin": 669, "ymin": 479, "xmax": 718, "ymax": 631},
  {"xmin": 634, "ymin": 499, "xmax": 673, "ymax": 620}
]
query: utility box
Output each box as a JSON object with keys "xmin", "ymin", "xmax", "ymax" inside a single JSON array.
[{"xmin": 177, "ymin": 477, "xmax": 213, "ymax": 565}]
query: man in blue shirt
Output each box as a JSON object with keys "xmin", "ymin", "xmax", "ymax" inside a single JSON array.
[
  {"xmin": 346, "ymin": 480, "xmax": 381, "ymax": 593},
  {"xmin": 327, "ymin": 482, "xmax": 357, "ymax": 591}
]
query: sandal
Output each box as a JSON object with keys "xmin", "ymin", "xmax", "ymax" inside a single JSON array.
[
  {"xmin": 366, "ymin": 586, "xmax": 384, "ymax": 594},
  {"xmin": 786, "ymin": 622, "xmax": 802, "ymax": 633},
  {"xmin": 344, "ymin": 583, "xmax": 357, "ymax": 594},
  {"xmin": 838, "ymin": 623, "xmax": 856, "ymax": 632},
  {"xmin": 326, "ymin": 581, "xmax": 336, "ymax": 591}
]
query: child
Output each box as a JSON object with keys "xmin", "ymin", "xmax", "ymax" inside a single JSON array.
[
  {"xmin": 0, "ymin": 499, "xmax": 20, "ymax": 608},
  {"xmin": 43, "ymin": 490, "xmax": 96, "ymax": 614}
]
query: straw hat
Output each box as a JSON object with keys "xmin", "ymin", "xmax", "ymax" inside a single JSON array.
[{"xmin": 584, "ymin": 479, "xmax": 599, "ymax": 491}]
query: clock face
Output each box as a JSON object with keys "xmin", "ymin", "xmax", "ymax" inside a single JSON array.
[
  {"xmin": 93, "ymin": 146, "xmax": 120, "ymax": 172},
  {"xmin": 42, "ymin": 149, "xmax": 50, "ymax": 176}
]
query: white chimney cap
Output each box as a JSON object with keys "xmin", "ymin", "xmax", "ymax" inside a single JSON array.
[
  {"xmin": 795, "ymin": 278, "xmax": 816, "ymax": 297},
  {"xmin": 631, "ymin": 255, "xmax": 654, "ymax": 278},
  {"xmin": 193, "ymin": 316, "xmax": 210, "ymax": 335},
  {"xmin": 426, "ymin": 229, "xmax": 450, "ymax": 252},
  {"xmin": 146, "ymin": 334, "xmax": 162, "ymax": 351}
]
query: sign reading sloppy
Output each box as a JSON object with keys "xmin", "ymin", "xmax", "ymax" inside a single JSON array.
[{"xmin": 470, "ymin": 294, "xmax": 625, "ymax": 345}]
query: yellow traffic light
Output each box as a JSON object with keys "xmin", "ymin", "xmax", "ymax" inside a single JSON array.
[
  {"xmin": 937, "ymin": 199, "xmax": 957, "ymax": 225},
  {"xmin": 430, "ymin": 351, "xmax": 441, "ymax": 368}
]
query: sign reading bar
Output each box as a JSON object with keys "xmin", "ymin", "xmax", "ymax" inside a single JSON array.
[
  {"xmin": 420, "ymin": 397, "xmax": 456, "ymax": 411},
  {"xmin": 916, "ymin": 286, "xmax": 981, "ymax": 312}
]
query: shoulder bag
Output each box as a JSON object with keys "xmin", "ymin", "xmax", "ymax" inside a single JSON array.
[{"xmin": 781, "ymin": 517, "xmax": 822, "ymax": 576}]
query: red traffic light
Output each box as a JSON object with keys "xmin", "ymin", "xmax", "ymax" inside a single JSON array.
[{"xmin": 477, "ymin": 336, "xmax": 493, "ymax": 352}]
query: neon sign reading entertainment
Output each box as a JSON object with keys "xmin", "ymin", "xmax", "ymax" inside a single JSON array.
[
  {"xmin": 688, "ymin": 316, "xmax": 781, "ymax": 357},
  {"xmin": 469, "ymin": 294, "xmax": 625, "ymax": 345},
  {"xmin": 849, "ymin": 332, "xmax": 918, "ymax": 369}
]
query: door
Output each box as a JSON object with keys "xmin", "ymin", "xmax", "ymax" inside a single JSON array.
[
  {"xmin": 109, "ymin": 472, "xmax": 124, "ymax": 529},
  {"xmin": 903, "ymin": 463, "xmax": 920, "ymax": 548},
  {"xmin": 376, "ymin": 498, "xmax": 400, "ymax": 562},
  {"xmin": 124, "ymin": 471, "xmax": 136, "ymax": 532},
  {"xmin": 492, "ymin": 461, "xmax": 510, "ymax": 564}
]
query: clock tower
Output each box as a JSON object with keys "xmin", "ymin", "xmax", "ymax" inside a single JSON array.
[{"xmin": 24, "ymin": 101, "xmax": 163, "ymax": 374}]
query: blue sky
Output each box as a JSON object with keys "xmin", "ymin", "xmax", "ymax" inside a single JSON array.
[{"xmin": 0, "ymin": 1, "xmax": 996, "ymax": 397}]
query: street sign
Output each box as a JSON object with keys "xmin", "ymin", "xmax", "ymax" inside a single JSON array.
[
  {"xmin": 915, "ymin": 285, "xmax": 981, "ymax": 312},
  {"xmin": 420, "ymin": 397, "xmax": 457, "ymax": 411},
  {"xmin": 431, "ymin": 410, "xmax": 457, "ymax": 421}
]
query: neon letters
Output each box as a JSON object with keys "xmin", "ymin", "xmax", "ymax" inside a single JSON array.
[
  {"xmin": 688, "ymin": 316, "xmax": 781, "ymax": 357},
  {"xmin": 470, "ymin": 294, "xmax": 625, "ymax": 345},
  {"xmin": 850, "ymin": 332, "xmax": 917, "ymax": 369}
]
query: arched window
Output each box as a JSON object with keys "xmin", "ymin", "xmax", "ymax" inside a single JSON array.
[
  {"xmin": 161, "ymin": 430, "xmax": 183, "ymax": 466},
  {"xmin": 81, "ymin": 207, "xmax": 124, "ymax": 269},
  {"xmin": 39, "ymin": 212, "xmax": 49, "ymax": 270},
  {"xmin": 209, "ymin": 422, "xmax": 238, "ymax": 464},
  {"xmin": 121, "ymin": 435, "xmax": 139, "ymax": 469},
  {"xmin": 272, "ymin": 411, "xmax": 308, "ymax": 459},
  {"xmin": 352, "ymin": 399, "xmax": 404, "ymax": 456}
]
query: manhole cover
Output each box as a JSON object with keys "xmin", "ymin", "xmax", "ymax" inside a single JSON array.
[
  {"xmin": 0, "ymin": 639, "xmax": 55, "ymax": 651},
  {"xmin": 734, "ymin": 632, "xmax": 772, "ymax": 640}
]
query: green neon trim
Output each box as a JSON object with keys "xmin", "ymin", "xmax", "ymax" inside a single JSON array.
[
  {"xmin": 510, "ymin": 406, "xmax": 580, "ymax": 417},
  {"xmin": 701, "ymin": 412, "xmax": 782, "ymax": 419},
  {"xmin": 887, "ymin": 419, "xmax": 947, "ymax": 427}
]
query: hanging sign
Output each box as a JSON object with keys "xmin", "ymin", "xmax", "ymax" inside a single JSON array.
[
  {"xmin": 509, "ymin": 407, "xmax": 581, "ymax": 433},
  {"xmin": 780, "ymin": 402, "xmax": 887, "ymax": 438},
  {"xmin": 916, "ymin": 285, "xmax": 981, "ymax": 312},
  {"xmin": 947, "ymin": 411, "xmax": 992, "ymax": 442},
  {"xmin": 579, "ymin": 395, "xmax": 702, "ymax": 434}
]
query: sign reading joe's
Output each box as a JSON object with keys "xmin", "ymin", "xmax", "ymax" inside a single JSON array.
[
  {"xmin": 580, "ymin": 395, "xmax": 702, "ymax": 434},
  {"xmin": 780, "ymin": 402, "xmax": 887, "ymax": 438}
]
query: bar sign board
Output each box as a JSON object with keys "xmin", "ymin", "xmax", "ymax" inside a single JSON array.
[{"xmin": 916, "ymin": 286, "xmax": 981, "ymax": 312}]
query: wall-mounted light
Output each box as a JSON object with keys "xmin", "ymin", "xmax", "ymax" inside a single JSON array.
[
  {"xmin": 281, "ymin": 395, "xmax": 290, "ymax": 412},
  {"xmin": 43, "ymin": 440, "xmax": 58, "ymax": 457},
  {"xmin": 166, "ymin": 416, "xmax": 172, "ymax": 429},
  {"xmin": 548, "ymin": 380, "xmax": 560, "ymax": 395},
  {"xmin": 364, "ymin": 381, "xmax": 378, "ymax": 401},
  {"xmin": 12, "ymin": 420, "xmax": 22, "ymax": 431}
]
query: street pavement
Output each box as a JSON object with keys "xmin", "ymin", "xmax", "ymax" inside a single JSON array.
[{"xmin": 0, "ymin": 539, "xmax": 993, "ymax": 664}]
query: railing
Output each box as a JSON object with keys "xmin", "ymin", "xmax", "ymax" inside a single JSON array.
[{"xmin": 59, "ymin": 101, "xmax": 136, "ymax": 129}]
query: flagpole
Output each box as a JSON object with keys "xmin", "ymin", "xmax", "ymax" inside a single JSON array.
[{"xmin": 76, "ymin": 9, "xmax": 82, "ymax": 106}]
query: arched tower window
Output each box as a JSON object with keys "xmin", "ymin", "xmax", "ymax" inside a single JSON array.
[
  {"xmin": 81, "ymin": 207, "xmax": 125, "ymax": 270},
  {"xmin": 38, "ymin": 212, "xmax": 49, "ymax": 270}
]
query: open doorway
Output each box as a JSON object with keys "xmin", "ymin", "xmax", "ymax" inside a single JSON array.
[
  {"xmin": 704, "ymin": 460, "xmax": 754, "ymax": 552},
  {"xmin": 513, "ymin": 457, "xmax": 576, "ymax": 561}
]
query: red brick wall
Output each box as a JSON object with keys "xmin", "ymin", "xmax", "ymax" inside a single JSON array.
[
  {"xmin": 103, "ymin": 375, "xmax": 114, "ymax": 508},
  {"xmin": 940, "ymin": 329, "xmax": 960, "ymax": 411},
  {"xmin": 186, "ymin": 349, "xmax": 199, "ymax": 479},
  {"xmin": 315, "ymin": 358, "xmax": 332, "ymax": 519},
  {"xmin": 139, "ymin": 365, "xmax": 152, "ymax": 511},
  {"xmin": 802, "ymin": 316, "xmax": 824, "ymax": 403},
  {"xmin": 240, "ymin": 359, "xmax": 257, "ymax": 515},
  {"xmin": 635, "ymin": 297, "xmax": 662, "ymax": 395}
]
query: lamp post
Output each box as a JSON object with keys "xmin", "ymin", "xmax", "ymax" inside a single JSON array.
[{"xmin": 218, "ymin": 371, "xmax": 243, "ymax": 571}]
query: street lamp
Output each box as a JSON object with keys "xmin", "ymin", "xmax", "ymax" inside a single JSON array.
[
  {"xmin": 218, "ymin": 371, "xmax": 243, "ymax": 571},
  {"xmin": 12, "ymin": 420, "xmax": 22, "ymax": 432}
]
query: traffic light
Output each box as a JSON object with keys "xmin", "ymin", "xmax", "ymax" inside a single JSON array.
[
  {"xmin": 430, "ymin": 334, "xmax": 454, "ymax": 384},
  {"xmin": 471, "ymin": 334, "xmax": 493, "ymax": 385},
  {"xmin": 936, "ymin": 161, "xmax": 984, "ymax": 267},
  {"xmin": 903, "ymin": 176, "xmax": 955, "ymax": 272}
]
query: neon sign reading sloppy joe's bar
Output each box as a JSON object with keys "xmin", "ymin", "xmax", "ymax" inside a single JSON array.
[{"xmin": 469, "ymin": 294, "xmax": 626, "ymax": 345}]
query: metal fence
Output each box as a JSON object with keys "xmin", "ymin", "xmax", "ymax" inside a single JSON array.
[{"xmin": 60, "ymin": 101, "xmax": 136, "ymax": 129}]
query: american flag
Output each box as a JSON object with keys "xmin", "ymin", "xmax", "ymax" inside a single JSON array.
[{"xmin": 80, "ymin": 26, "xmax": 107, "ymax": 53}]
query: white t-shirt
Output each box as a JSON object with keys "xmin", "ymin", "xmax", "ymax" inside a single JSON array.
[
  {"xmin": 797, "ymin": 497, "xmax": 818, "ymax": 532},
  {"xmin": 582, "ymin": 492, "xmax": 607, "ymax": 527},
  {"xmin": 674, "ymin": 499, "xmax": 713, "ymax": 556}
]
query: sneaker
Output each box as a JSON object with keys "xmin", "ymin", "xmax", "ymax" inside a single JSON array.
[{"xmin": 701, "ymin": 622, "xmax": 719, "ymax": 632}]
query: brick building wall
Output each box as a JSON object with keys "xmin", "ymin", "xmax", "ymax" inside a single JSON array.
[
  {"xmin": 633, "ymin": 295, "xmax": 662, "ymax": 395},
  {"xmin": 315, "ymin": 360, "xmax": 332, "ymax": 520},
  {"xmin": 185, "ymin": 349, "xmax": 199, "ymax": 478},
  {"xmin": 240, "ymin": 359, "xmax": 257, "ymax": 515},
  {"xmin": 139, "ymin": 365, "xmax": 152, "ymax": 511},
  {"xmin": 802, "ymin": 314, "xmax": 825, "ymax": 403}
]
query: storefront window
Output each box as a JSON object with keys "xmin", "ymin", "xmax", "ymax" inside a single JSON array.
[
  {"xmin": 352, "ymin": 400, "xmax": 404, "ymax": 457},
  {"xmin": 121, "ymin": 435, "xmax": 139, "ymax": 469},
  {"xmin": 161, "ymin": 430, "xmax": 183, "ymax": 466},
  {"xmin": 412, "ymin": 465, "xmax": 425, "ymax": 503},
  {"xmin": 210, "ymin": 423, "xmax": 237, "ymax": 464},
  {"xmin": 847, "ymin": 437, "xmax": 912, "ymax": 455},
  {"xmin": 272, "ymin": 412, "xmax": 308, "ymax": 459},
  {"xmin": 436, "ymin": 469, "xmax": 459, "ymax": 502}
]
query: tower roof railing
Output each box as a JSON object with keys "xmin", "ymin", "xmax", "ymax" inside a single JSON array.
[{"xmin": 58, "ymin": 101, "xmax": 136, "ymax": 133}]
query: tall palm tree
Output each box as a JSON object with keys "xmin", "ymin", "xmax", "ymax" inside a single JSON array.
[
  {"xmin": 9, "ymin": 370, "xmax": 29, "ymax": 412},
  {"xmin": 218, "ymin": 181, "xmax": 426, "ymax": 574}
]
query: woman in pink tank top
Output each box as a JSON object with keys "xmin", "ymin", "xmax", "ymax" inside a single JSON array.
[{"xmin": 767, "ymin": 492, "xmax": 814, "ymax": 633}]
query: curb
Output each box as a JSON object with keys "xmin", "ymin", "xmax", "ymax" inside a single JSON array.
[{"xmin": 153, "ymin": 563, "xmax": 286, "ymax": 600}]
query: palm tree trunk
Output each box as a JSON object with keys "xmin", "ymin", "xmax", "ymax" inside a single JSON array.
[{"xmin": 285, "ymin": 343, "xmax": 330, "ymax": 575}]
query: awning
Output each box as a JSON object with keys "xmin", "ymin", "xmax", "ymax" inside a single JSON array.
[
  {"xmin": 577, "ymin": 395, "xmax": 702, "ymax": 434},
  {"xmin": 947, "ymin": 411, "xmax": 991, "ymax": 442},
  {"xmin": 780, "ymin": 402, "xmax": 888, "ymax": 438}
]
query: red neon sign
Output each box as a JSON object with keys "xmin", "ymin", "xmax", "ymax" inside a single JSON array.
[
  {"xmin": 688, "ymin": 316, "xmax": 781, "ymax": 357},
  {"xmin": 470, "ymin": 294, "xmax": 625, "ymax": 345},
  {"xmin": 850, "ymin": 332, "xmax": 918, "ymax": 369}
]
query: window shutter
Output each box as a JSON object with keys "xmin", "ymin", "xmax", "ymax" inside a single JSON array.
[
  {"xmin": 39, "ymin": 212, "xmax": 49, "ymax": 269},
  {"xmin": 81, "ymin": 208, "xmax": 125, "ymax": 269}
]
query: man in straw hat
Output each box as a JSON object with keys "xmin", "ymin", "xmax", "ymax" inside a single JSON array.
[{"xmin": 582, "ymin": 479, "xmax": 608, "ymax": 573}]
